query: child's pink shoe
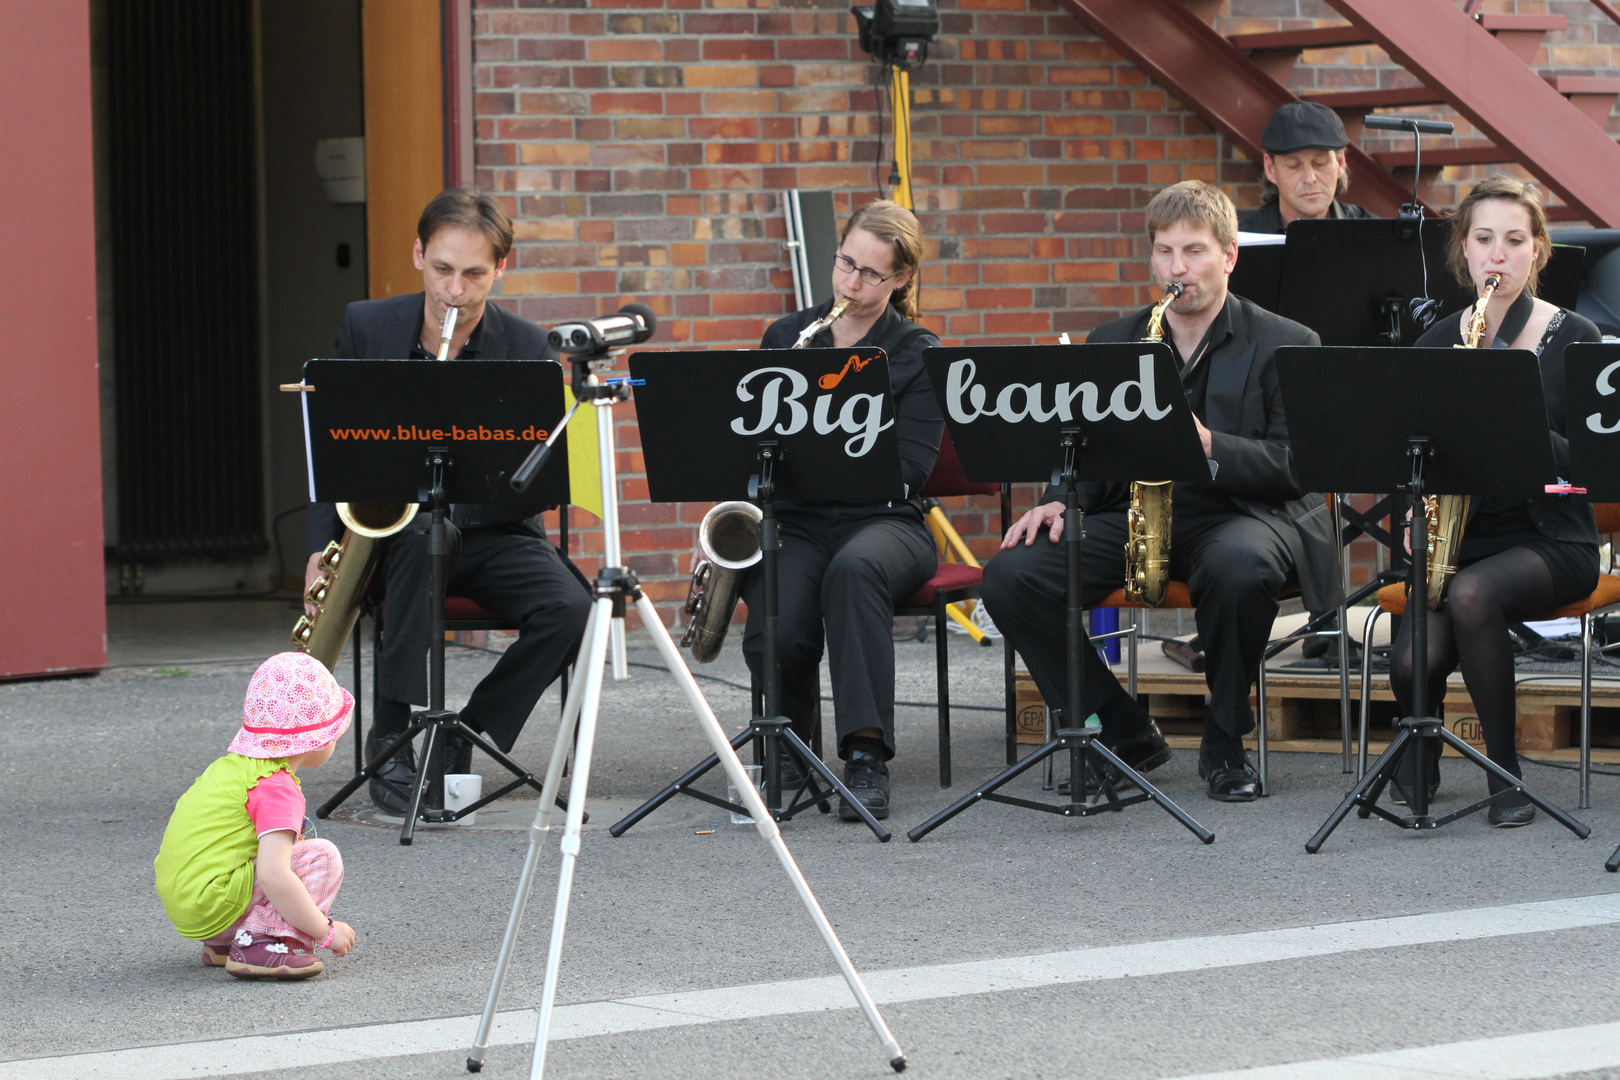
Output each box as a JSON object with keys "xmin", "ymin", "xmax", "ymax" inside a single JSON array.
[
  {"xmin": 225, "ymin": 929, "xmax": 324, "ymax": 980},
  {"xmin": 201, "ymin": 940, "xmax": 231, "ymax": 967}
]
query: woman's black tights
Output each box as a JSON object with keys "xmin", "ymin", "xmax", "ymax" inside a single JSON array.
[{"xmin": 1389, "ymin": 547, "xmax": 1557, "ymax": 792}]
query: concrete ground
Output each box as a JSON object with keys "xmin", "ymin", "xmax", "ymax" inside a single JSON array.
[{"xmin": 4, "ymin": 598, "xmax": 1620, "ymax": 1080}]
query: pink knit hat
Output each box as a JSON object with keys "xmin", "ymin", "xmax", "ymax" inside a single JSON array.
[{"xmin": 228, "ymin": 652, "xmax": 354, "ymax": 759}]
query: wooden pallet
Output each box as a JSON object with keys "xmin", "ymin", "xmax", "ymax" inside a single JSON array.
[{"xmin": 1014, "ymin": 664, "xmax": 1620, "ymax": 762}]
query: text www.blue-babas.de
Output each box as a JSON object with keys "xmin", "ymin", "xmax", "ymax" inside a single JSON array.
[{"xmin": 328, "ymin": 424, "xmax": 550, "ymax": 442}]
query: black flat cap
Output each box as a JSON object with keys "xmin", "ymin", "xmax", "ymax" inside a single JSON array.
[{"xmin": 1260, "ymin": 101, "xmax": 1349, "ymax": 153}]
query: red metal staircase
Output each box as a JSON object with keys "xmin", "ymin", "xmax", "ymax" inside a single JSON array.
[{"xmin": 1061, "ymin": 0, "xmax": 1620, "ymax": 226}]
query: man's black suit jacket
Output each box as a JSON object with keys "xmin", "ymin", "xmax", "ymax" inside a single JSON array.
[
  {"xmin": 305, "ymin": 292, "xmax": 555, "ymax": 555},
  {"xmin": 1082, "ymin": 292, "xmax": 1343, "ymax": 613}
]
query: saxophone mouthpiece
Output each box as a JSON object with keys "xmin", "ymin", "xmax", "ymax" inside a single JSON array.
[
  {"xmin": 1165, "ymin": 281, "xmax": 1184, "ymax": 299},
  {"xmin": 1484, "ymin": 273, "xmax": 1502, "ymax": 292}
]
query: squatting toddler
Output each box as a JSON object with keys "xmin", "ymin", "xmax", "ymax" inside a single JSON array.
[{"xmin": 155, "ymin": 652, "xmax": 358, "ymax": 979}]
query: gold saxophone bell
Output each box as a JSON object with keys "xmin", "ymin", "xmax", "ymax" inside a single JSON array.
[
  {"xmin": 1424, "ymin": 273, "xmax": 1499, "ymax": 609},
  {"xmin": 289, "ymin": 501, "xmax": 419, "ymax": 670},
  {"xmin": 680, "ymin": 501, "xmax": 763, "ymax": 662},
  {"xmin": 1123, "ymin": 282, "xmax": 1183, "ymax": 606}
]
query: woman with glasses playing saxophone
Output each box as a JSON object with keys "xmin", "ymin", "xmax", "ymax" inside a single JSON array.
[
  {"xmin": 726, "ymin": 200, "xmax": 943, "ymax": 823},
  {"xmin": 1390, "ymin": 176, "xmax": 1602, "ymax": 827}
]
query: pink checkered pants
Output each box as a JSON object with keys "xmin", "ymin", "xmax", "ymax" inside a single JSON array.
[{"xmin": 205, "ymin": 838, "xmax": 344, "ymax": 950}]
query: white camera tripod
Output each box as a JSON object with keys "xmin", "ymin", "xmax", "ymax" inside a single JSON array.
[{"xmin": 467, "ymin": 351, "xmax": 907, "ymax": 1078}]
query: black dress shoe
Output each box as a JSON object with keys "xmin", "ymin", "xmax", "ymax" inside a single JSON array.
[
  {"xmin": 837, "ymin": 751, "xmax": 890, "ymax": 821},
  {"xmin": 1488, "ymin": 799, "xmax": 1536, "ymax": 828},
  {"xmin": 1059, "ymin": 718, "xmax": 1172, "ymax": 796},
  {"xmin": 1198, "ymin": 745, "xmax": 1260, "ymax": 802},
  {"xmin": 366, "ymin": 727, "xmax": 419, "ymax": 816}
]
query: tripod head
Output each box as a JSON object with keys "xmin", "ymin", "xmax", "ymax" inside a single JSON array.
[{"xmin": 512, "ymin": 303, "xmax": 658, "ymax": 492}]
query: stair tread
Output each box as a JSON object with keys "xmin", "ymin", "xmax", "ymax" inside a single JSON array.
[
  {"xmin": 1306, "ymin": 87, "xmax": 1442, "ymax": 108},
  {"xmin": 1545, "ymin": 74, "xmax": 1620, "ymax": 93},
  {"xmin": 1476, "ymin": 13, "xmax": 1568, "ymax": 32},
  {"xmin": 1371, "ymin": 142, "xmax": 1512, "ymax": 168},
  {"xmin": 1226, "ymin": 26, "xmax": 1371, "ymax": 51}
]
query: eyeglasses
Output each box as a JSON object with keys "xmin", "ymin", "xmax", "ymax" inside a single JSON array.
[{"xmin": 833, "ymin": 252, "xmax": 900, "ymax": 287}]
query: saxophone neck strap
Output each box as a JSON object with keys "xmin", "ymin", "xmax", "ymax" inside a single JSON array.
[{"xmin": 1488, "ymin": 289, "xmax": 1535, "ymax": 349}]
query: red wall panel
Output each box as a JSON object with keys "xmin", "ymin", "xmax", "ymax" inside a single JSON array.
[{"xmin": 0, "ymin": 0, "xmax": 106, "ymax": 677}]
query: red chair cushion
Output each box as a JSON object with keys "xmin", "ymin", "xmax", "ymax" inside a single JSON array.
[
  {"xmin": 374, "ymin": 597, "xmax": 501, "ymax": 622},
  {"xmin": 920, "ymin": 426, "xmax": 1000, "ymax": 499},
  {"xmin": 903, "ymin": 561, "xmax": 983, "ymax": 606},
  {"xmin": 1093, "ymin": 581, "xmax": 1194, "ymax": 610},
  {"xmin": 444, "ymin": 596, "xmax": 500, "ymax": 621}
]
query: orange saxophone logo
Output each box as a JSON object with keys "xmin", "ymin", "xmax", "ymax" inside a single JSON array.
[{"xmin": 818, "ymin": 353, "xmax": 872, "ymax": 390}]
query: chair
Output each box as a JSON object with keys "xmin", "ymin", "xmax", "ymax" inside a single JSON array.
[
  {"xmin": 1355, "ymin": 503, "xmax": 1620, "ymax": 808},
  {"xmin": 893, "ymin": 426, "xmax": 1013, "ymax": 787}
]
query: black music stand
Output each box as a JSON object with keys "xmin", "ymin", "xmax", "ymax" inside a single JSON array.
[
  {"xmin": 302, "ymin": 359, "xmax": 574, "ymax": 845},
  {"xmin": 907, "ymin": 342, "xmax": 1214, "ymax": 843},
  {"xmin": 1566, "ymin": 343, "xmax": 1620, "ymax": 503},
  {"xmin": 1565, "ymin": 343, "xmax": 1620, "ymax": 870},
  {"xmin": 1273, "ymin": 346, "xmax": 1592, "ymax": 851},
  {"xmin": 609, "ymin": 347, "xmax": 905, "ymax": 841}
]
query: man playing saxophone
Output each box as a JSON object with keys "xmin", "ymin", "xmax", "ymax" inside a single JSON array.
[
  {"xmin": 304, "ymin": 188, "xmax": 592, "ymax": 815},
  {"xmin": 981, "ymin": 181, "xmax": 1339, "ymax": 802}
]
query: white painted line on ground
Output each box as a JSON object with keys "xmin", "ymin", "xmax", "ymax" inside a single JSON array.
[
  {"xmin": 6, "ymin": 892, "xmax": 1620, "ymax": 1080},
  {"xmin": 1157, "ymin": 1019, "xmax": 1620, "ymax": 1080}
]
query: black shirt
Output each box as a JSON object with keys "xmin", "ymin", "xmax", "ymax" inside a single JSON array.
[
  {"xmin": 1153, "ymin": 303, "xmax": 1240, "ymax": 520},
  {"xmin": 759, "ymin": 300, "xmax": 943, "ymax": 504},
  {"xmin": 1237, "ymin": 199, "xmax": 1378, "ymax": 234}
]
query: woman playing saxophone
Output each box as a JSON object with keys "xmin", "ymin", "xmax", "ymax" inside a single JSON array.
[{"xmin": 1389, "ymin": 176, "xmax": 1603, "ymax": 826}]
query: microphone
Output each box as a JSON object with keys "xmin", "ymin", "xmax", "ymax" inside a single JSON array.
[
  {"xmin": 548, "ymin": 302, "xmax": 658, "ymax": 353},
  {"xmin": 1363, "ymin": 114, "xmax": 1454, "ymax": 135}
]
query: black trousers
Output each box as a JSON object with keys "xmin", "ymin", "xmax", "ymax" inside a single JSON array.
[
  {"xmin": 980, "ymin": 509, "xmax": 1294, "ymax": 740},
  {"xmin": 375, "ymin": 517, "xmax": 592, "ymax": 753},
  {"xmin": 740, "ymin": 504, "xmax": 937, "ymax": 760}
]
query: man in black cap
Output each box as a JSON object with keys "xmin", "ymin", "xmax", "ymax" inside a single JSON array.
[{"xmin": 1238, "ymin": 100, "xmax": 1378, "ymax": 233}]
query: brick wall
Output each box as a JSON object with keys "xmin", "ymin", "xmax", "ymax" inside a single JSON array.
[{"xmin": 473, "ymin": 0, "xmax": 1615, "ymax": 623}]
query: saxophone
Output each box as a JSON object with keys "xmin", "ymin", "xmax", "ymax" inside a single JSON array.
[
  {"xmin": 790, "ymin": 297, "xmax": 853, "ymax": 349},
  {"xmin": 678, "ymin": 300, "xmax": 852, "ymax": 659},
  {"xmin": 290, "ymin": 502, "xmax": 418, "ymax": 669},
  {"xmin": 1424, "ymin": 273, "xmax": 1500, "ymax": 609},
  {"xmin": 1123, "ymin": 281, "xmax": 1183, "ymax": 606}
]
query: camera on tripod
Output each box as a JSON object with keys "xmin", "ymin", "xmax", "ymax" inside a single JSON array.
[{"xmin": 851, "ymin": 0, "xmax": 938, "ymax": 70}]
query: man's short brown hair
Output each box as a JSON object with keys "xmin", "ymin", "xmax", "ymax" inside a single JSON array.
[
  {"xmin": 1145, "ymin": 180, "xmax": 1239, "ymax": 251},
  {"xmin": 417, "ymin": 188, "xmax": 515, "ymax": 262}
]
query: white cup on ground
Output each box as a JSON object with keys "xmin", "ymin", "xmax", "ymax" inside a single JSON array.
[
  {"xmin": 444, "ymin": 773, "xmax": 483, "ymax": 825},
  {"xmin": 728, "ymin": 764, "xmax": 764, "ymax": 825}
]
